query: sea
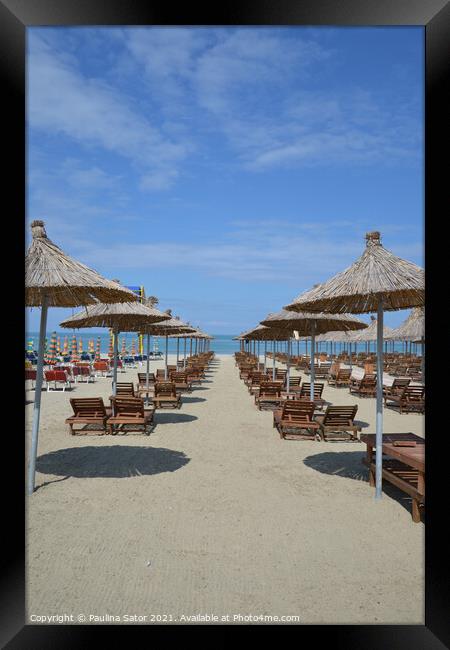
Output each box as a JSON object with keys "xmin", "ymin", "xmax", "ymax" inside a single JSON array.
[{"xmin": 24, "ymin": 331, "xmax": 414, "ymax": 356}]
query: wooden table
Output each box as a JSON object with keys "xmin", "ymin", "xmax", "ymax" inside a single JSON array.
[{"xmin": 361, "ymin": 433, "xmax": 425, "ymax": 522}]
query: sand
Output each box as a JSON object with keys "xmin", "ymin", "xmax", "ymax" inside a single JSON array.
[{"xmin": 25, "ymin": 354, "xmax": 424, "ymax": 625}]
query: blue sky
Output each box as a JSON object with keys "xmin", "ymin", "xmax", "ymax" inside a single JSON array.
[{"xmin": 26, "ymin": 26, "xmax": 424, "ymax": 334}]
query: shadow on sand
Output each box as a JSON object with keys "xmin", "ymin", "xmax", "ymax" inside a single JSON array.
[
  {"xmin": 36, "ymin": 445, "xmax": 190, "ymax": 480},
  {"xmin": 154, "ymin": 412, "xmax": 198, "ymax": 424},
  {"xmin": 303, "ymin": 451, "xmax": 419, "ymax": 518},
  {"xmin": 182, "ymin": 396, "xmax": 206, "ymax": 404}
]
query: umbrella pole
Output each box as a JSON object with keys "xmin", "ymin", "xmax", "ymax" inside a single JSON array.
[
  {"xmin": 287, "ymin": 338, "xmax": 291, "ymax": 393},
  {"xmin": 310, "ymin": 322, "xmax": 316, "ymax": 401},
  {"xmin": 176, "ymin": 338, "xmax": 179, "ymax": 366},
  {"xmin": 146, "ymin": 333, "xmax": 150, "ymax": 407},
  {"xmin": 112, "ymin": 326, "xmax": 119, "ymax": 395},
  {"xmin": 184, "ymin": 337, "xmax": 187, "ymax": 369},
  {"xmin": 375, "ymin": 300, "xmax": 384, "ymax": 499},
  {"xmin": 264, "ymin": 340, "xmax": 267, "ymax": 372},
  {"xmin": 165, "ymin": 334, "xmax": 169, "ymax": 380},
  {"xmin": 272, "ymin": 340, "xmax": 276, "ymax": 380},
  {"xmin": 27, "ymin": 295, "xmax": 48, "ymax": 495}
]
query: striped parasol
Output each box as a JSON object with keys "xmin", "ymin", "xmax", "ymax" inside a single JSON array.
[
  {"xmin": 131, "ymin": 338, "xmax": 136, "ymax": 356},
  {"xmin": 71, "ymin": 334, "xmax": 79, "ymax": 362},
  {"xmin": 95, "ymin": 336, "xmax": 101, "ymax": 362},
  {"xmin": 28, "ymin": 338, "xmax": 34, "ymax": 353},
  {"xmin": 47, "ymin": 331, "xmax": 57, "ymax": 365},
  {"xmin": 121, "ymin": 337, "xmax": 126, "ymax": 356},
  {"xmin": 108, "ymin": 329, "xmax": 114, "ymax": 358},
  {"xmin": 88, "ymin": 339, "xmax": 95, "ymax": 354},
  {"xmin": 78, "ymin": 337, "xmax": 83, "ymax": 355},
  {"xmin": 63, "ymin": 336, "xmax": 69, "ymax": 356},
  {"xmin": 56, "ymin": 336, "xmax": 61, "ymax": 356}
]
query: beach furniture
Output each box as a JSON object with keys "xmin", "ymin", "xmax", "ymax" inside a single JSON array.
[
  {"xmin": 273, "ymin": 400, "xmax": 320, "ymax": 440},
  {"xmin": 361, "ymin": 433, "xmax": 425, "ymax": 522},
  {"xmin": 72, "ymin": 365, "xmax": 95, "ymax": 383},
  {"xmin": 327, "ymin": 368, "xmax": 352, "ymax": 387},
  {"xmin": 315, "ymin": 405, "xmax": 361, "ymax": 442},
  {"xmin": 349, "ymin": 373, "xmax": 377, "ymax": 398},
  {"xmin": 255, "ymin": 382, "xmax": 282, "ymax": 410},
  {"xmin": 169, "ymin": 371, "xmax": 192, "ymax": 392},
  {"xmin": 25, "ymin": 369, "xmax": 37, "ymax": 389},
  {"xmin": 44, "ymin": 369, "xmax": 71, "ymax": 391},
  {"xmin": 107, "ymin": 396, "xmax": 154, "ymax": 435},
  {"xmin": 298, "ymin": 382, "xmax": 326, "ymax": 409},
  {"xmin": 113, "ymin": 382, "xmax": 136, "ymax": 397},
  {"xmin": 93, "ymin": 360, "xmax": 111, "ymax": 377},
  {"xmin": 384, "ymin": 386, "xmax": 425, "ymax": 414},
  {"xmin": 153, "ymin": 382, "xmax": 182, "ymax": 409},
  {"xmin": 136, "ymin": 372, "xmax": 156, "ymax": 395},
  {"xmin": 66, "ymin": 397, "xmax": 112, "ymax": 435},
  {"xmin": 383, "ymin": 377, "xmax": 411, "ymax": 404}
]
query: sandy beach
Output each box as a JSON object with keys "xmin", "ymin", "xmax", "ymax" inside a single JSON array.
[{"xmin": 25, "ymin": 354, "xmax": 424, "ymax": 625}]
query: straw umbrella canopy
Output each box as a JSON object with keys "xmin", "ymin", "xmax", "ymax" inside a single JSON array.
[
  {"xmin": 352, "ymin": 317, "xmax": 394, "ymax": 342},
  {"xmin": 240, "ymin": 324, "xmax": 289, "ymax": 377},
  {"xmin": 260, "ymin": 309, "xmax": 367, "ymax": 396},
  {"xmin": 25, "ymin": 220, "xmax": 137, "ymax": 495},
  {"xmin": 59, "ymin": 297, "xmax": 170, "ymax": 393},
  {"xmin": 386, "ymin": 307, "xmax": 424, "ymax": 342},
  {"xmin": 133, "ymin": 314, "xmax": 196, "ymax": 380},
  {"xmin": 283, "ymin": 231, "xmax": 424, "ymax": 500}
]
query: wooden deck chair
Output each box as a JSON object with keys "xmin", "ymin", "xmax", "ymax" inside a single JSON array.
[
  {"xmin": 107, "ymin": 396, "xmax": 154, "ymax": 435},
  {"xmin": 383, "ymin": 377, "xmax": 411, "ymax": 404},
  {"xmin": 299, "ymin": 382, "xmax": 326, "ymax": 409},
  {"xmin": 153, "ymin": 381, "xmax": 182, "ymax": 409},
  {"xmin": 273, "ymin": 400, "xmax": 320, "ymax": 440},
  {"xmin": 328, "ymin": 368, "xmax": 352, "ymax": 387},
  {"xmin": 169, "ymin": 372, "xmax": 192, "ymax": 392},
  {"xmin": 66, "ymin": 397, "xmax": 112, "ymax": 435},
  {"xmin": 315, "ymin": 405, "xmax": 361, "ymax": 442},
  {"xmin": 255, "ymin": 382, "xmax": 282, "ymax": 410},
  {"xmin": 385, "ymin": 386, "xmax": 425, "ymax": 414}
]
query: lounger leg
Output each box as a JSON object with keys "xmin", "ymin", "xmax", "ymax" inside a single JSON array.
[
  {"xmin": 412, "ymin": 498, "xmax": 421, "ymax": 523},
  {"xmin": 368, "ymin": 467, "xmax": 375, "ymax": 487}
]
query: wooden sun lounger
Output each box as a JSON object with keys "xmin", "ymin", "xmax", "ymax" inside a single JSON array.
[
  {"xmin": 169, "ymin": 372, "xmax": 193, "ymax": 392},
  {"xmin": 273, "ymin": 400, "xmax": 320, "ymax": 440},
  {"xmin": 107, "ymin": 396, "xmax": 154, "ymax": 435},
  {"xmin": 385, "ymin": 386, "xmax": 425, "ymax": 414},
  {"xmin": 255, "ymin": 382, "xmax": 282, "ymax": 410},
  {"xmin": 315, "ymin": 405, "xmax": 361, "ymax": 442},
  {"xmin": 349, "ymin": 374, "xmax": 377, "ymax": 398},
  {"xmin": 153, "ymin": 382, "xmax": 182, "ymax": 409},
  {"xmin": 297, "ymin": 383, "xmax": 326, "ymax": 409},
  {"xmin": 327, "ymin": 368, "xmax": 352, "ymax": 387},
  {"xmin": 383, "ymin": 378, "xmax": 411, "ymax": 404},
  {"xmin": 66, "ymin": 397, "xmax": 112, "ymax": 435}
]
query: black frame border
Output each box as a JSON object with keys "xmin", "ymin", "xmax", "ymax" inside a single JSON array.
[{"xmin": 4, "ymin": 0, "xmax": 449, "ymax": 647}]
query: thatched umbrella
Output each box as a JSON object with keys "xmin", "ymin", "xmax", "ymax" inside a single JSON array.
[
  {"xmin": 260, "ymin": 309, "xmax": 367, "ymax": 396},
  {"xmin": 134, "ymin": 313, "xmax": 196, "ymax": 380},
  {"xmin": 59, "ymin": 295, "xmax": 169, "ymax": 393},
  {"xmin": 25, "ymin": 220, "xmax": 137, "ymax": 495},
  {"xmin": 387, "ymin": 307, "xmax": 425, "ymax": 378},
  {"xmin": 284, "ymin": 231, "xmax": 424, "ymax": 499},
  {"xmin": 240, "ymin": 324, "xmax": 288, "ymax": 376}
]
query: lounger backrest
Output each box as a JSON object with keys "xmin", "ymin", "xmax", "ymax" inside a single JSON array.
[
  {"xmin": 338, "ymin": 369, "xmax": 351, "ymax": 379},
  {"xmin": 155, "ymin": 382, "xmax": 177, "ymax": 396},
  {"xmin": 281, "ymin": 400, "xmax": 315, "ymax": 422},
  {"xmin": 70, "ymin": 398, "xmax": 106, "ymax": 416},
  {"xmin": 156, "ymin": 369, "xmax": 166, "ymax": 377},
  {"xmin": 115, "ymin": 383, "xmax": 135, "ymax": 395},
  {"xmin": 288, "ymin": 376, "xmax": 301, "ymax": 386},
  {"xmin": 44, "ymin": 370, "xmax": 56, "ymax": 381},
  {"xmin": 94, "ymin": 361, "xmax": 108, "ymax": 370},
  {"xmin": 323, "ymin": 405, "xmax": 358, "ymax": 426},
  {"xmin": 111, "ymin": 396, "xmax": 144, "ymax": 416},
  {"xmin": 300, "ymin": 383, "xmax": 324, "ymax": 398},
  {"xmin": 25, "ymin": 369, "xmax": 37, "ymax": 380},
  {"xmin": 404, "ymin": 386, "xmax": 425, "ymax": 400},
  {"xmin": 392, "ymin": 378, "xmax": 411, "ymax": 389},
  {"xmin": 54, "ymin": 370, "xmax": 68, "ymax": 381},
  {"xmin": 259, "ymin": 382, "xmax": 281, "ymax": 396},
  {"xmin": 138, "ymin": 372, "xmax": 155, "ymax": 383}
]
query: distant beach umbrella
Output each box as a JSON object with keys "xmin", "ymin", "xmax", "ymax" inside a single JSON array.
[
  {"xmin": 95, "ymin": 336, "xmax": 101, "ymax": 362},
  {"xmin": 284, "ymin": 231, "xmax": 424, "ymax": 500},
  {"xmin": 56, "ymin": 336, "xmax": 61, "ymax": 355},
  {"xmin": 71, "ymin": 334, "xmax": 79, "ymax": 362},
  {"xmin": 25, "ymin": 220, "xmax": 136, "ymax": 495},
  {"xmin": 386, "ymin": 307, "xmax": 424, "ymax": 342},
  {"xmin": 88, "ymin": 339, "xmax": 95, "ymax": 354},
  {"xmin": 47, "ymin": 331, "xmax": 57, "ymax": 365},
  {"xmin": 78, "ymin": 337, "xmax": 83, "ymax": 355},
  {"xmin": 131, "ymin": 338, "xmax": 136, "ymax": 356},
  {"xmin": 260, "ymin": 309, "xmax": 367, "ymax": 396},
  {"xmin": 63, "ymin": 336, "xmax": 69, "ymax": 356},
  {"xmin": 28, "ymin": 338, "xmax": 34, "ymax": 353},
  {"xmin": 59, "ymin": 290, "xmax": 169, "ymax": 395},
  {"xmin": 108, "ymin": 329, "xmax": 114, "ymax": 359},
  {"xmin": 121, "ymin": 337, "xmax": 126, "ymax": 356}
]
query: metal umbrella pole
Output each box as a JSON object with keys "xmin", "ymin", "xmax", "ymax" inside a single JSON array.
[
  {"xmin": 286, "ymin": 337, "xmax": 291, "ymax": 393},
  {"xmin": 27, "ymin": 294, "xmax": 48, "ymax": 495},
  {"xmin": 176, "ymin": 337, "xmax": 180, "ymax": 367},
  {"xmin": 145, "ymin": 333, "xmax": 151, "ymax": 406},
  {"xmin": 272, "ymin": 339, "xmax": 276, "ymax": 380},
  {"xmin": 375, "ymin": 299, "xmax": 384, "ymax": 499},
  {"xmin": 164, "ymin": 334, "xmax": 169, "ymax": 380},
  {"xmin": 264, "ymin": 339, "xmax": 267, "ymax": 371},
  {"xmin": 112, "ymin": 325, "xmax": 119, "ymax": 395},
  {"xmin": 184, "ymin": 336, "xmax": 187, "ymax": 369},
  {"xmin": 310, "ymin": 322, "xmax": 316, "ymax": 401}
]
